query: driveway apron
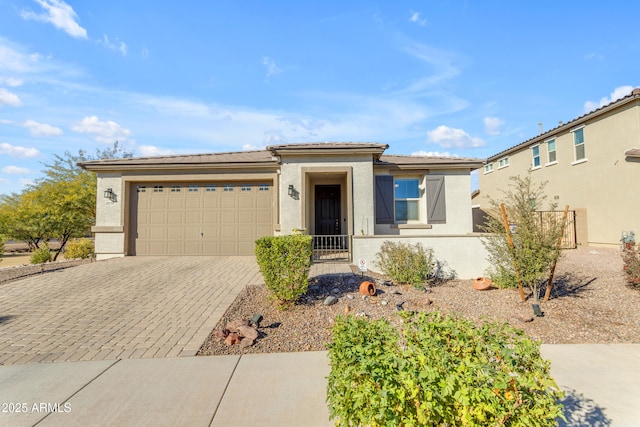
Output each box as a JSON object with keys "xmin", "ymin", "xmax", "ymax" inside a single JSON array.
[{"xmin": 0, "ymin": 256, "xmax": 262, "ymax": 365}]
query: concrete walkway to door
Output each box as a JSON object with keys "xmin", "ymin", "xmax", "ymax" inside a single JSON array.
[{"xmin": 0, "ymin": 256, "xmax": 262, "ymax": 366}]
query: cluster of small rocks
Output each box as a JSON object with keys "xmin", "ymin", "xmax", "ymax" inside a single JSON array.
[
  {"xmin": 213, "ymin": 318, "xmax": 261, "ymax": 348},
  {"xmin": 198, "ymin": 247, "xmax": 640, "ymax": 357}
]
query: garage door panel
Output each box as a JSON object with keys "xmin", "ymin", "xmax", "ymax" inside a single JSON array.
[{"xmin": 132, "ymin": 181, "xmax": 272, "ymax": 256}]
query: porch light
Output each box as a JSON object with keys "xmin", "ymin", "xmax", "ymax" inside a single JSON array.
[
  {"xmin": 288, "ymin": 185, "xmax": 295, "ymax": 197},
  {"xmin": 103, "ymin": 188, "xmax": 117, "ymax": 202}
]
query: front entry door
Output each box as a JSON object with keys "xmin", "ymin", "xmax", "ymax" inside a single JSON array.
[{"xmin": 315, "ymin": 185, "xmax": 341, "ymax": 235}]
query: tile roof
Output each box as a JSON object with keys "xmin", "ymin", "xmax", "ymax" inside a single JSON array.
[
  {"xmin": 487, "ymin": 87, "xmax": 640, "ymax": 161},
  {"xmin": 378, "ymin": 154, "xmax": 483, "ymax": 169}
]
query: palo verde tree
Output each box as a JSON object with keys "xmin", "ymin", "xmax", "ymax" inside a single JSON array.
[
  {"xmin": 0, "ymin": 142, "xmax": 133, "ymax": 260},
  {"xmin": 481, "ymin": 173, "xmax": 565, "ymax": 303}
]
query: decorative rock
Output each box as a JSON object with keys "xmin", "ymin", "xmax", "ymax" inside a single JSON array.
[
  {"xmin": 324, "ymin": 296, "xmax": 338, "ymax": 306},
  {"xmin": 227, "ymin": 319, "xmax": 248, "ymax": 331},
  {"xmin": 346, "ymin": 294, "xmax": 354, "ymax": 300},
  {"xmin": 344, "ymin": 305, "xmax": 351, "ymax": 314},
  {"xmin": 355, "ymin": 311, "xmax": 368, "ymax": 318},
  {"xmin": 381, "ymin": 300, "xmax": 388, "ymax": 306},
  {"xmin": 517, "ymin": 314, "xmax": 535, "ymax": 323},
  {"xmin": 331, "ymin": 288, "xmax": 339, "ymax": 294},
  {"xmin": 239, "ymin": 337, "xmax": 254, "ymax": 348},
  {"xmin": 224, "ymin": 332, "xmax": 241, "ymax": 346},
  {"xmin": 362, "ymin": 295, "xmax": 369, "ymax": 301},
  {"xmin": 237, "ymin": 325, "xmax": 259, "ymax": 341},
  {"xmin": 213, "ymin": 329, "xmax": 229, "ymax": 342},
  {"xmin": 423, "ymin": 298, "xmax": 433, "ymax": 306}
]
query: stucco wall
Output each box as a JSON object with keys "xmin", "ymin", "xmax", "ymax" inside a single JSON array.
[
  {"xmin": 374, "ymin": 170, "xmax": 473, "ymax": 235},
  {"xmin": 94, "ymin": 174, "xmax": 126, "ymax": 258},
  {"xmin": 352, "ymin": 234, "xmax": 491, "ymax": 280},
  {"xmin": 478, "ymin": 102, "xmax": 640, "ymax": 247},
  {"xmin": 278, "ymin": 154, "xmax": 374, "ymax": 236}
]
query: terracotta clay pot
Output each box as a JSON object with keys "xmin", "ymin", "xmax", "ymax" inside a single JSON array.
[
  {"xmin": 359, "ymin": 281, "xmax": 376, "ymax": 296},
  {"xmin": 473, "ymin": 277, "xmax": 492, "ymax": 291}
]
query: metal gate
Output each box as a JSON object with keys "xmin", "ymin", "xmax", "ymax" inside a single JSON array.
[{"xmin": 312, "ymin": 235, "xmax": 351, "ymax": 262}]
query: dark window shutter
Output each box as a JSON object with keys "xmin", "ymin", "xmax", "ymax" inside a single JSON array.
[
  {"xmin": 426, "ymin": 175, "xmax": 446, "ymax": 224},
  {"xmin": 375, "ymin": 175, "xmax": 394, "ymax": 224}
]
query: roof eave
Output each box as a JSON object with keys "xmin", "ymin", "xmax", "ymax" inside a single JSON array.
[{"xmin": 81, "ymin": 161, "xmax": 280, "ymax": 172}]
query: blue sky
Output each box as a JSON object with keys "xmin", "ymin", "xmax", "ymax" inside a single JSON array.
[{"xmin": 0, "ymin": 0, "xmax": 638, "ymax": 195}]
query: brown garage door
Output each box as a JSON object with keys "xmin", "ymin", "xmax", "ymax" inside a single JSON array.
[{"xmin": 131, "ymin": 182, "xmax": 273, "ymax": 255}]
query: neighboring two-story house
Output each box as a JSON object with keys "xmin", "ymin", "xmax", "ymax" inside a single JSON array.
[
  {"xmin": 81, "ymin": 142, "xmax": 489, "ymax": 278},
  {"xmin": 475, "ymin": 88, "xmax": 640, "ymax": 248}
]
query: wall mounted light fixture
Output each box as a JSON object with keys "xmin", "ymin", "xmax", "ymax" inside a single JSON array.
[
  {"xmin": 103, "ymin": 188, "xmax": 117, "ymax": 202},
  {"xmin": 288, "ymin": 185, "xmax": 295, "ymax": 197}
]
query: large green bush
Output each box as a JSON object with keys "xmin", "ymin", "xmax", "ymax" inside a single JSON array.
[
  {"xmin": 327, "ymin": 312, "xmax": 564, "ymax": 427},
  {"xmin": 375, "ymin": 240, "xmax": 434, "ymax": 288},
  {"xmin": 64, "ymin": 238, "xmax": 95, "ymax": 259},
  {"xmin": 30, "ymin": 243, "xmax": 52, "ymax": 264},
  {"xmin": 254, "ymin": 234, "xmax": 312, "ymax": 308}
]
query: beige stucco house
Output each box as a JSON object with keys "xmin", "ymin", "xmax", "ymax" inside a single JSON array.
[
  {"xmin": 81, "ymin": 142, "xmax": 489, "ymax": 278},
  {"xmin": 475, "ymin": 88, "xmax": 640, "ymax": 248}
]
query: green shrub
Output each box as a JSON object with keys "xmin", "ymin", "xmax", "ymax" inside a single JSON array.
[
  {"xmin": 0, "ymin": 238, "xmax": 4, "ymax": 262},
  {"xmin": 327, "ymin": 312, "xmax": 564, "ymax": 427},
  {"xmin": 64, "ymin": 238, "xmax": 95, "ymax": 259},
  {"xmin": 30, "ymin": 243, "xmax": 52, "ymax": 264},
  {"xmin": 254, "ymin": 234, "xmax": 312, "ymax": 308},
  {"xmin": 375, "ymin": 240, "xmax": 435, "ymax": 288}
]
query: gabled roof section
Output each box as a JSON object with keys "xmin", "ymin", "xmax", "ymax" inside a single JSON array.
[
  {"xmin": 376, "ymin": 154, "xmax": 483, "ymax": 170},
  {"xmin": 267, "ymin": 142, "xmax": 388, "ymax": 159},
  {"xmin": 625, "ymin": 148, "xmax": 640, "ymax": 158},
  {"xmin": 80, "ymin": 150, "xmax": 278, "ymax": 171},
  {"xmin": 487, "ymin": 87, "xmax": 640, "ymax": 162}
]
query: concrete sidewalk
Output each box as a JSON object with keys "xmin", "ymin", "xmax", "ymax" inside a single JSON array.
[{"xmin": 0, "ymin": 346, "xmax": 638, "ymax": 427}]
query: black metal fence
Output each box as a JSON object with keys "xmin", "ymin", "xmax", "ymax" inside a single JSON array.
[{"xmin": 311, "ymin": 235, "xmax": 351, "ymax": 262}]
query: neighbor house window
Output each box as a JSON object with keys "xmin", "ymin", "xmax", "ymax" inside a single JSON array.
[
  {"xmin": 484, "ymin": 163, "xmax": 494, "ymax": 173},
  {"xmin": 394, "ymin": 178, "xmax": 420, "ymax": 221},
  {"xmin": 498, "ymin": 157, "xmax": 509, "ymax": 168},
  {"xmin": 532, "ymin": 145, "xmax": 541, "ymax": 168},
  {"xmin": 573, "ymin": 127, "xmax": 586, "ymax": 161},
  {"xmin": 547, "ymin": 139, "xmax": 556, "ymax": 164}
]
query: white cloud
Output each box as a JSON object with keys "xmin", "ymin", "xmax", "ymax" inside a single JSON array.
[
  {"xmin": 427, "ymin": 125, "xmax": 485, "ymax": 149},
  {"xmin": 411, "ymin": 150, "xmax": 459, "ymax": 158},
  {"xmin": 0, "ymin": 142, "xmax": 40, "ymax": 158},
  {"xmin": 137, "ymin": 145, "xmax": 175, "ymax": 157},
  {"xmin": 409, "ymin": 11, "xmax": 427, "ymax": 26},
  {"xmin": 484, "ymin": 116, "xmax": 505, "ymax": 136},
  {"xmin": 98, "ymin": 35, "xmax": 128, "ymax": 56},
  {"xmin": 0, "ymin": 88, "xmax": 21, "ymax": 106},
  {"xmin": 21, "ymin": 0, "xmax": 87, "ymax": 39},
  {"xmin": 262, "ymin": 56, "xmax": 282, "ymax": 80},
  {"xmin": 2, "ymin": 165, "xmax": 30, "ymax": 174},
  {"xmin": 584, "ymin": 85, "xmax": 634, "ymax": 113},
  {"xmin": 71, "ymin": 115, "xmax": 131, "ymax": 143},
  {"xmin": 20, "ymin": 178, "xmax": 35, "ymax": 187},
  {"xmin": 242, "ymin": 143, "xmax": 264, "ymax": 151},
  {"xmin": 584, "ymin": 52, "xmax": 604, "ymax": 61},
  {"xmin": 23, "ymin": 119, "xmax": 63, "ymax": 136},
  {"xmin": 0, "ymin": 77, "xmax": 23, "ymax": 87}
]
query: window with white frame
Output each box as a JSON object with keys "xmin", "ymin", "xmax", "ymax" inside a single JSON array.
[
  {"xmin": 547, "ymin": 139, "xmax": 556, "ymax": 164},
  {"xmin": 394, "ymin": 178, "xmax": 420, "ymax": 221},
  {"xmin": 498, "ymin": 157, "xmax": 509, "ymax": 168},
  {"xmin": 573, "ymin": 128, "xmax": 586, "ymax": 161},
  {"xmin": 484, "ymin": 163, "xmax": 494, "ymax": 173},
  {"xmin": 531, "ymin": 145, "xmax": 541, "ymax": 168}
]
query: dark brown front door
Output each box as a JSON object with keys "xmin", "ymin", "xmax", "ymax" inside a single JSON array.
[{"xmin": 315, "ymin": 185, "xmax": 341, "ymax": 235}]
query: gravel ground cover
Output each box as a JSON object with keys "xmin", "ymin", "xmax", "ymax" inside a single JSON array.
[{"xmin": 198, "ymin": 246, "xmax": 640, "ymax": 356}]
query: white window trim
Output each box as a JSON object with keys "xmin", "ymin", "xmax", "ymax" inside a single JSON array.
[
  {"xmin": 545, "ymin": 161, "xmax": 558, "ymax": 167},
  {"xmin": 531, "ymin": 144, "xmax": 541, "ymax": 169},
  {"xmin": 545, "ymin": 137, "xmax": 557, "ymax": 165},
  {"xmin": 483, "ymin": 163, "xmax": 494, "ymax": 174},
  {"xmin": 571, "ymin": 125, "xmax": 587, "ymax": 163},
  {"xmin": 393, "ymin": 175, "xmax": 424, "ymax": 224},
  {"xmin": 497, "ymin": 157, "xmax": 509, "ymax": 169}
]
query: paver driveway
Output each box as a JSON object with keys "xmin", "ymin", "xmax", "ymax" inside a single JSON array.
[{"xmin": 0, "ymin": 256, "xmax": 262, "ymax": 365}]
